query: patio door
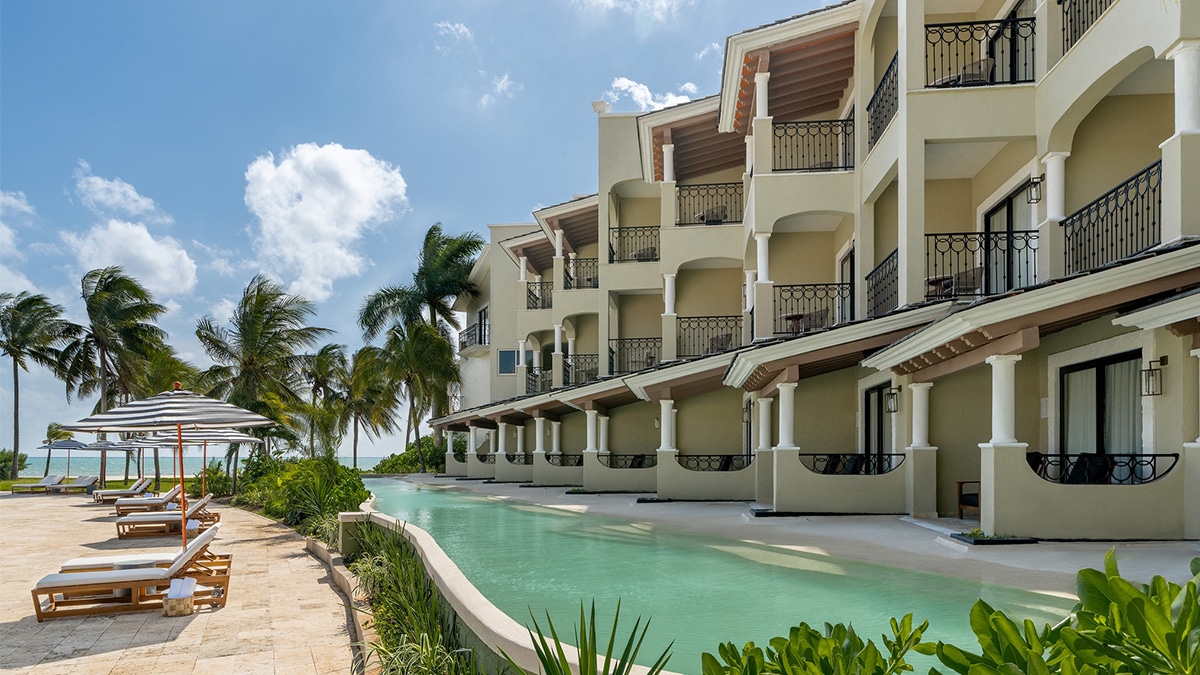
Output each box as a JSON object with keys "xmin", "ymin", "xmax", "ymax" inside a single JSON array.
[
  {"xmin": 838, "ymin": 248, "xmax": 855, "ymax": 324},
  {"xmin": 984, "ymin": 181, "xmax": 1035, "ymax": 295},
  {"xmin": 1060, "ymin": 350, "xmax": 1142, "ymax": 481},
  {"xmin": 864, "ymin": 383, "xmax": 892, "ymax": 456}
]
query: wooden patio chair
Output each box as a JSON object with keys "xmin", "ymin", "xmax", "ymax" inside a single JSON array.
[
  {"xmin": 113, "ymin": 484, "xmax": 181, "ymax": 516},
  {"xmin": 957, "ymin": 480, "xmax": 981, "ymax": 519},
  {"xmin": 93, "ymin": 477, "xmax": 152, "ymax": 503},
  {"xmin": 116, "ymin": 494, "xmax": 219, "ymax": 539},
  {"xmin": 10, "ymin": 475, "xmax": 64, "ymax": 494},
  {"xmin": 46, "ymin": 476, "xmax": 98, "ymax": 494}
]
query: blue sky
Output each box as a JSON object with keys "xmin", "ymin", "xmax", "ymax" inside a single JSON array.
[{"xmin": 1, "ymin": 0, "xmax": 822, "ymax": 458}]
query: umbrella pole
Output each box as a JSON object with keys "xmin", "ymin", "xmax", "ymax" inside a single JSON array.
[
  {"xmin": 66, "ymin": 449, "xmax": 71, "ymax": 479},
  {"xmin": 202, "ymin": 441, "xmax": 207, "ymax": 496},
  {"xmin": 100, "ymin": 450, "xmax": 106, "ymax": 488},
  {"xmin": 178, "ymin": 425, "xmax": 187, "ymax": 548}
]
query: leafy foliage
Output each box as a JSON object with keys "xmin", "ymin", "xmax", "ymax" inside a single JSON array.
[
  {"xmin": 371, "ymin": 436, "xmax": 460, "ymax": 474},
  {"xmin": 0, "ymin": 449, "xmax": 28, "ymax": 472},
  {"xmin": 187, "ymin": 460, "xmax": 233, "ymax": 498},
  {"xmin": 502, "ymin": 601, "xmax": 673, "ymax": 675}
]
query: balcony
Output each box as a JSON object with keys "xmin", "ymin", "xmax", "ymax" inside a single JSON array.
[
  {"xmin": 458, "ymin": 322, "xmax": 489, "ymax": 351},
  {"xmin": 676, "ymin": 183, "xmax": 744, "ymax": 226},
  {"xmin": 925, "ymin": 17, "xmax": 1035, "ymax": 88},
  {"xmin": 677, "ymin": 316, "xmax": 742, "ymax": 358},
  {"xmin": 526, "ymin": 366, "xmax": 551, "ymax": 394},
  {"xmin": 773, "ymin": 118, "xmax": 854, "ymax": 172},
  {"xmin": 564, "ymin": 258, "xmax": 599, "ymax": 289},
  {"xmin": 1062, "ymin": 160, "xmax": 1161, "ymax": 276},
  {"xmin": 526, "ymin": 281, "xmax": 553, "ymax": 310},
  {"xmin": 773, "ymin": 283, "xmax": 853, "ymax": 336},
  {"xmin": 867, "ymin": 249, "xmax": 899, "ymax": 318},
  {"xmin": 609, "ymin": 227, "xmax": 660, "ymax": 263},
  {"xmin": 925, "ymin": 230, "xmax": 1038, "ymax": 301},
  {"xmin": 608, "ymin": 337, "xmax": 661, "ymax": 374},
  {"xmin": 563, "ymin": 353, "xmax": 600, "ymax": 386},
  {"xmin": 1062, "ymin": 0, "xmax": 1117, "ymax": 53},
  {"xmin": 1028, "ymin": 452, "xmax": 1178, "ymax": 485},
  {"xmin": 867, "ymin": 53, "xmax": 898, "ymax": 151}
]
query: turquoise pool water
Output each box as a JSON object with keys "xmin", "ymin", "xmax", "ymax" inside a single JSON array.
[{"xmin": 364, "ymin": 478, "xmax": 1075, "ymax": 674}]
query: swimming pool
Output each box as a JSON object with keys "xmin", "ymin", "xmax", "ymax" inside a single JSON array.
[{"xmin": 364, "ymin": 478, "xmax": 1074, "ymax": 674}]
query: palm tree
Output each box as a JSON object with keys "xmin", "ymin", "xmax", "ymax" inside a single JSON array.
[
  {"xmin": 195, "ymin": 275, "xmax": 330, "ymax": 490},
  {"xmin": 301, "ymin": 343, "xmax": 347, "ymax": 457},
  {"xmin": 131, "ymin": 345, "xmax": 198, "ymax": 490},
  {"xmin": 341, "ymin": 346, "xmax": 401, "ymax": 469},
  {"xmin": 382, "ymin": 321, "xmax": 459, "ymax": 473},
  {"xmin": 58, "ymin": 267, "xmax": 166, "ymax": 486},
  {"xmin": 1, "ymin": 292, "xmax": 79, "ymax": 479},
  {"xmin": 41, "ymin": 422, "xmax": 74, "ymax": 478}
]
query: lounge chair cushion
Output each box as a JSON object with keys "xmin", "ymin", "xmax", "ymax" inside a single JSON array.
[
  {"xmin": 60, "ymin": 552, "xmax": 177, "ymax": 572},
  {"xmin": 36, "ymin": 567, "xmax": 172, "ymax": 589}
]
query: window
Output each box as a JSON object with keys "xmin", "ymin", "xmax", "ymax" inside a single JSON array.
[
  {"xmin": 838, "ymin": 248, "xmax": 855, "ymax": 324},
  {"xmin": 982, "ymin": 180, "xmax": 1036, "ymax": 295},
  {"xmin": 1060, "ymin": 350, "xmax": 1142, "ymax": 456},
  {"xmin": 498, "ymin": 350, "xmax": 534, "ymax": 375},
  {"xmin": 863, "ymin": 383, "xmax": 892, "ymax": 455}
]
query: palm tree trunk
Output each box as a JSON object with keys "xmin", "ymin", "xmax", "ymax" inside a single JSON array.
[
  {"xmin": 230, "ymin": 445, "xmax": 240, "ymax": 495},
  {"xmin": 154, "ymin": 449, "xmax": 161, "ymax": 491},
  {"xmin": 309, "ymin": 390, "xmax": 317, "ymax": 458},
  {"xmin": 10, "ymin": 360, "xmax": 20, "ymax": 480},
  {"xmin": 123, "ymin": 452, "xmax": 131, "ymax": 482},
  {"xmin": 43, "ymin": 446, "xmax": 51, "ymax": 477},
  {"xmin": 98, "ymin": 345, "xmax": 108, "ymax": 487},
  {"xmin": 415, "ymin": 416, "xmax": 426, "ymax": 474},
  {"xmin": 353, "ymin": 416, "xmax": 360, "ymax": 469}
]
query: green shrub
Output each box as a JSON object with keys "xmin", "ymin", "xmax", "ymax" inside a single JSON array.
[
  {"xmin": 503, "ymin": 601, "xmax": 673, "ymax": 675},
  {"xmin": 372, "ymin": 436, "xmax": 456, "ymax": 474},
  {"xmin": 187, "ymin": 460, "xmax": 232, "ymax": 498},
  {"xmin": 1, "ymin": 449, "xmax": 28, "ymax": 472}
]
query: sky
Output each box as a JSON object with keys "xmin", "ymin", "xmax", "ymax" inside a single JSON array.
[{"xmin": 1, "ymin": 0, "xmax": 826, "ymax": 460}]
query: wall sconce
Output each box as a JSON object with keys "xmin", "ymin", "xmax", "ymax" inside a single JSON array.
[
  {"xmin": 653, "ymin": 416, "xmax": 660, "ymax": 429},
  {"xmin": 1026, "ymin": 174, "xmax": 1044, "ymax": 204},
  {"xmin": 1141, "ymin": 356, "xmax": 1166, "ymax": 396},
  {"xmin": 883, "ymin": 387, "xmax": 901, "ymax": 414}
]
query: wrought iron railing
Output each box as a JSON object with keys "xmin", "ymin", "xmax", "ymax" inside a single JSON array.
[
  {"xmin": 866, "ymin": 249, "xmax": 899, "ymax": 318},
  {"xmin": 677, "ymin": 315, "xmax": 742, "ymax": 358},
  {"xmin": 925, "ymin": 231, "xmax": 1038, "ymax": 300},
  {"xmin": 774, "ymin": 283, "xmax": 852, "ymax": 336},
  {"xmin": 609, "ymin": 227, "xmax": 660, "ymax": 263},
  {"xmin": 867, "ymin": 53, "xmax": 899, "ymax": 151},
  {"xmin": 505, "ymin": 453, "xmax": 533, "ymax": 465},
  {"xmin": 599, "ymin": 453, "xmax": 658, "ymax": 469},
  {"xmin": 798, "ymin": 453, "xmax": 906, "ymax": 475},
  {"xmin": 546, "ymin": 454, "xmax": 584, "ymax": 467},
  {"xmin": 1061, "ymin": 0, "xmax": 1117, "ymax": 53},
  {"xmin": 458, "ymin": 322, "xmax": 489, "ymax": 351},
  {"xmin": 609, "ymin": 337, "xmax": 662, "ymax": 374},
  {"xmin": 773, "ymin": 118, "xmax": 855, "ymax": 172},
  {"xmin": 564, "ymin": 353, "xmax": 600, "ymax": 386},
  {"xmin": 676, "ymin": 454, "xmax": 752, "ymax": 472},
  {"xmin": 526, "ymin": 366, "xmax": 551, "ymax": 394},
  {"xmin": 1062, "ymin": 160, "xmax": 1161, "ymax": 276},
  {"xmin": 1027, "ymin": 452, "xmax": 1178, "ymax": 485},
  {"xmin": 676, "ymin": 183, "xmax": 744, "ymax": 226},
  {"xmin": 526, "ymin": 281, "xmax": 553, "ymax": 310},
  {"xmin": 925, "ymin": 18, "xmax": 1035, "ymax": 88},
  {"xmin": 477, "ymin": 453, "xmax": 496, "ymax": 464},
  {"xmin": 452, "ymin": 449, "xmax": 466, "ymax": 463},
  {"xmin": 564, "ymin": 258, "xmax": 599, "ymax": 289}
]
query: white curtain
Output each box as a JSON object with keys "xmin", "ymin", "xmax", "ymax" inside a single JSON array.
[
  {"xmin": 1105, "ymin": 358, "xmax": 1141, "ymax": 483},
  {"xmin": 1063, "ymin": 369, "xmax": 1097, "ymax": 456}
]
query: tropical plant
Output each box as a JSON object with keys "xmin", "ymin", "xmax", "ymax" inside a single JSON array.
[
  {"xmin": 381, "ymin": 321, "xmax": 459, "ymax": 473},
  {"xmin": 371, "ymin": 436, "xmax": 456, "ymax": 474},
  {"xmin": 342, "ymin": 345, "xmax": 400, "ymax": 469},
  {"xmin": 362, "ymin": 634, "xmax": 477, "ymax": 675},
  {"xmin": 1, "ymin": 291, "xmax": 79, "ymax": 479},
  {"xmin": 0, "ymin": 449, "xmax": 28, "ymax": 473},
  {"xmin": 502, "ymin": 601, "xmax": 673, "ymax": 675},
  {"xmin": 187, "ymin": 460, "xmax": 233, "ymax": 498},
  {"xmin": 301, "ymin": 343, "xmax": 347, "ymax": 457},
  {"xmin": 40, "ymin": 422, "xmax": 74, "ymax": 476}
]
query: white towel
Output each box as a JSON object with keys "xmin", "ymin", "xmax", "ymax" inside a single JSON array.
[
  {"xmin": 165, "ymin": 502, "xmax": 178, "ymax": 510},
  {"xmin": 166, "ymin": 577, "xmax": 197, "ymax": 599},
  {"xmin": 186, "ymin": 519, "xmax": 200, "ymax": 532}
]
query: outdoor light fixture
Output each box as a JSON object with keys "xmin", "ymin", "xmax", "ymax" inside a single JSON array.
[
  {"xmin": 1141, "ymin": 356, "xmax": 1166, "ymax": 396},
  {"xmin": 1026, "ymin": 174, "xmax": 1044, "ymax": 204},
  {"xmin": 883, "ymin": 387, "xmax": 901, "ymax": 414}
]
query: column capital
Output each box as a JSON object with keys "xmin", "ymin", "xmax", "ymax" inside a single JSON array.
[
  {"xmin": 777, "ymin": 381, "xmax": 798, "ymax": 391},
  {"xmin": 1165, "ymin": 39, "xmax": 1200, "ymax": 60},
  {"xmin": 985, "ymin": 353, "xmax": 1022, "ymax": 366},
  {"xmin": 908, "ymin": 382, "xmax": 933, "ymax": 391},
  {"xmin": 1039, "ymin": 150, "xmax": 1071, "ymax": 163},
  {"xmin": 663, "ymin": 272, "xmax": 676, "ymax": 280},
  {"xmin": 754, "ymin": 71, "xmax": 770, "ymax": 84},
  {"xmin": 754, "ymin": 232, "xmax": 771, "ymax": 242}
]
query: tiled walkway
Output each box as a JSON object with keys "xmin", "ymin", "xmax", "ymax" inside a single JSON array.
[{"xmin": 0, "ymin": 493, "xmax": 353, "ymax": 674}]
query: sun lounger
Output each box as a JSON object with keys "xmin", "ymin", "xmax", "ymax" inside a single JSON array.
[
  {"xmin": 10, "ymin": 475, "xmax": 64, "ymax": 494},
  {"xmin": 60, "ymin": 522, "xmax": 222, "ymax": 572},
  {"xmin": 116, "ymin": 494, "xmax": 219, "ymax": 538},
  {"xmin": 46, "ymin": 476, "xmax": 99, "ymax": 494},
  {"xmin": 92, "ymin": 477, "xmax": 152, "ymax": 503},
  {"xmin": 113, "ymin": 484, "xmax": 181, "ymax": 516},
  {"xmin": 31, "ymin": 523, "xmax": 230, "ymax": 621}
]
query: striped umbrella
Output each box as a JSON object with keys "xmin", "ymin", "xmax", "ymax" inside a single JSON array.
[
  {"xmin": 36, "ymin": 439, "xmax": 86, "ymax": 478},
  {"xmin": 64, "ymin": 383, "xmax": 275, "ymax": 546},
  {"xmin": 141, "ymin": 430, "xmax": 263, "ymax": 496}
]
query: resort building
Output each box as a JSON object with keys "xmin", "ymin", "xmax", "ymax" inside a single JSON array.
[{"xmin": 434, "ymin": 0, "xmax": 1200, "ymax": 540}]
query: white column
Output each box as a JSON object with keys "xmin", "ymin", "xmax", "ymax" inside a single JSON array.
[
  {"xmin": 1170, "ymin": 41, "xmax": 1200, "ymax": 133},
  {"xmin": 744, "ymin": 135, "xmax": 754, "ymax": 173},
  {"xmin": 599, "ymin": 416, "xmax": 610, "ymax": 452},
  {"xmin": 517, "ymin": 340, "xmax": 527, "ymax": 367},
  {"xmin": 553, "ymin": 324, "xmax": 563, "ymax": 354},
  {"xmin": 567, "ymin": 337, "xmax": 576, "ymax": 356},
  {"xmin": 986, "ymin": 354, "xmax": 1022, "ymax": 444},
  {"xmin": 1191, "ymin": 349, "xmax": 1200, "ymax": 443},
  {"xmin": 663, "ymin": 273, "xmax": 677, "ymax": 315},
  {"xmin": 585, "ymin": 409, "xmax": 599, "ymax": 452},
  {"xmin": 554, "ymin": 230, "xmax": 564, "ymax": 258},
  {"xmin": 909, "ymin": 382, "xmax": 933, "ymax": 448},
  {"xmin": 658, "ymin": 399, "xmax": 675, "ymax": 451},
  {"xmin": 754, "ymin": 72, "xmax": 770, "ymax": 118},
  {"xmin": 534, "ymin": 417, "xmax": 546, "ymax": 453},
  {"xmin": 497, "ymin": 422, "xmax": 509, "ymax": 458},
  {"xmin": 756, "ymin": 397, "xmax": 773, "ymax": 451},
  {"xmin": 532, "ymin": 350, "xmax": 541, "ymax": 368},
  {"xmin": 1043, "ymin": 152, "xmax": 1070, "ymax": 221},
  {"xmin": 488, "ymin": 429, "xmax": 497, "ymax": 454},
  {"xmin": 662, "ymin": 144, "xmax": 675, "ymax": 183},
  {"xmin": 518, "ymin": 256, "xmax": 528, "ymax": 282},
  {"xmin": 468, "ymin": 426, "xmax": 478, "ymax": 454},
  {"xmin": 774, "ymin": 382, "xmax": 798, "ymax": 449},
  {"xmin": 744, "ymin": 271, "xmax": 757, "ymax": 311},
  {"xmin": 551, "ymin": 421, "xmax": 562, "ymax": 454},
  {"xmin": 755, "ymin": 234, "xmax": 771, "ymax": 284},
  {"xmin": 515, "ymin": 424, "xmax": 525, "ymax": 455}
]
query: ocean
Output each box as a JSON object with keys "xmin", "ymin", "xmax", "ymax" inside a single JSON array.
[{"xmin": 15, "ymin": 453, "xmax": 390, "ymax": 480}]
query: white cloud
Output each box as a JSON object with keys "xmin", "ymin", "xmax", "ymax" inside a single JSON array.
[
  {"xmin": 73, "ymin": 161, "xmax": 173, "ymax": 224},
  {"xmin": 479, "ymin": 72, "xmax": 524, "ymax": 108},
  {"xmin": 434, "ymin": 21, "xmax": 474, "ymax": 52},
  {"xmin": 0, "ymin": 263, "xmax": 36, "ymax": 293},
  {"xmin": 244, "ymin": 142, "xmax": 408, "ymax": 302},
  {"xmin": 0, "ymin": 223, "xmax": 16, "ymax": 257},
  {"xmin": 210, "ymin": 297, "xmax": 236, "ymax": 324},
  {"xmin": 0, "ymin": 190, "xmax": 35, "ymax": 217},
  {"xmin": 0, "ymin": 191, "xmax": 35, "ymax": 260},
  {"xmin": 694, "ymin": 42, "xmax": 721, "ymax": 60},
  {"xmin": 192, "ymin": 240, "xmax": 250, "ymax": 277},
  {"xmin": 678, "ymin": 82, "xmax": 699, "ymax": 95},
  {"xmin": 604, "ymin": 77, "xmax": 693, "ymax": 111},
  {"xmin": 61, "ymin": 219, "xmax": 198, "ymax": 297},
  {"xmin": 573, "ymin": 0, "xmax": 692, "ymax": 22}
]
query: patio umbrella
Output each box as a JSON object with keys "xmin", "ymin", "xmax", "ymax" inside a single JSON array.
[
  {"xmin": 76, "ymin": 441, "xmax": 138, "ymax": 485},
  {"xmin": 141, "ymin": 430, "xmax": 263, "ymax": 496},
  {"xmin": 64, "ymin": 383, "xmax": 275, "ymax": 546},
  {"xmin": 36, "ymin": 439, "xmax": 86, "ymax": 478}
]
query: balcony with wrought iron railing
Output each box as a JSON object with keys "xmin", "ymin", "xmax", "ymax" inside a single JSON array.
[
  {"xmin": 609, "ymin": 227, "xmax": 660, "ymax": 263},
  {"xmin": 1028, "ymin": 451, "xmax": 1178, "ymax": 485},
  {"xmin": 866, "ymin": 249, "xmax": 899, "ymax": 318},
  {"xmin": 526, "ymin": 366, "xmax": 552, "ymax": 394},
  {"xmin": 564, "ymin": 258, "xmax": 599, "ymax": 289},
  {"xmin": 1062, "ymin": 160, "xmax": 1161, "ymax": 276},
  {"xmin": 676, "ymin": 183, "xmax": 744, "ymax": 226},
  {"xmin": 677, "ymin": 316, "xmax": 742, "ymax": 358},
  {"xmin": 457, "ymin": 322, "xmax": 489, "ymax": 351},
  {"xmin": 1061, "ymin": 0, "xmax": 1117, "ymax": 53},
  {"xmin": 925, "ymin": 230, "xmax": 1039, "ymax": 301},
  {"xmin": 526, "ymin": 281, "xmax": 553, "ymax": 310},
  {"xmin": 867, "ymin": 53, "xmax": 898, "ymax": 151},
  {"xmin": 773, "ymin": 118, "xmax": 855, "ymax": 172},
  {"xmin": 608, "ymin": 337, "xmax": 661, "ymax": 375},
  {"xmin": 563, "ymin": 353, "xmax": 600, "ymax": 386},
  {"xmin": 925, "ymin": 17, "xmax": 1035, "ymax": 88},
  {"xmin": 797, "ymin": 453, "xmax": 906, "ymax": 475},
  {"xmin": 774, "ymin": 283, "xmax": 853, "ymax": 336}
]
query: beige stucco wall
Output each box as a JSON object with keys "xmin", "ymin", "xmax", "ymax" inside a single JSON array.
[
  {"xmin": 874, "ymin": 181, "xmax": 899, "ymax": 263},
  {"xmin": 773, "ymin": 451, "xmax": 907, "ymax": 514},
  {"xmin": 618, "ymin": 197, "xmax": 661, "ymax": 228},
  {"xmin": 608, "ymin": 401, "xmax": 659, "ymax": 453},
  {"xmin": 768, "ymin": 231, "xmax": 837, "ymax": 286},
  {"xmin": 655, "ymin": 449, "xmax": 756, "ymax": 500},
  {"xmin": 561, "ymin": 411, "xmax": 586, "ymax": 453},
  {"xmin": 532, "ymin": 452, "xmax": 584, "ymax": 486},
  {"xmin": 676, "ymin": 387, "xmax": 743, "ymax": 454},
  {"xmin": 617, "ymin": 293, "xmax": 663, "ymax": 338},
  {"xmin": 794, "ymin": 368, "xmax": 860, "ymax": 453},
  {"xmin": 494, "ymin": 455, "xmax": 533, "ymax": 482},
  {"xmin": 928, "ymin": 365, "xmax": 991, "ymax": 516},
  {"xmin": 1065, "ymin": 94, "xmax": 1173, "ymax": 214},
  {"xmin": 682, "ymin": 165, "xmax": 746, "ymax": 185},
  {"xmin": 569, "ymin": 314, "xmax": 600, "ymax": 354},
  {"xmin": 872, "ymin": 16, "xmax": 897, "ymax": 76},
  {"xmin": 466, "ymin": 451, "xmax": 496, "ymax": 479},
  {"xmin": 443, "ymin": 452, "xmax": 468, "ymax": 477},
  {"xmin": 676, "ymin": 267, "xmax": 742, "ymax": 317},
  {"xmin": 582, "ymin": 452, "xmax": 657, "ymax": 492},
  {"xmin": 970, "ymin": 140, "xmax": 1038, "ymax": 214},
  {"xmin": 924, "ymin": 179, "xmax": 974, "ymax": 233}
]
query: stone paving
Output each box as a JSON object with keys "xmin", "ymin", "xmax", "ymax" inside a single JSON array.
[{"xmin": 0, "ymin": 492, "xmax": 354, "ymax": 674}]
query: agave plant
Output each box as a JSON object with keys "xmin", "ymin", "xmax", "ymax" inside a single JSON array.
[{"xmin": 503, "ymin": 600, "xmax": 672, "ymax": 675}]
